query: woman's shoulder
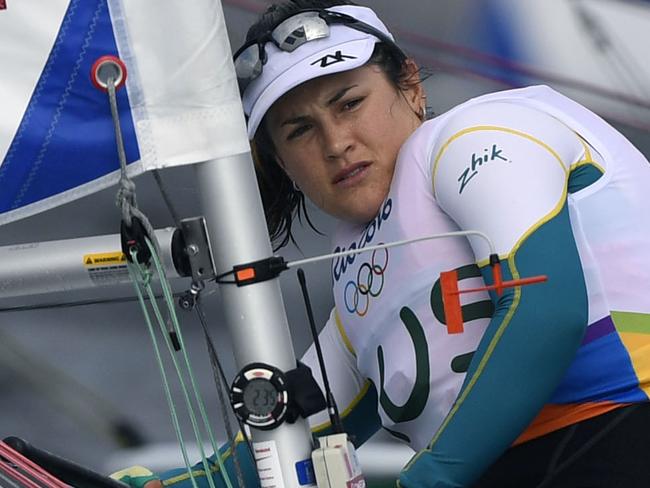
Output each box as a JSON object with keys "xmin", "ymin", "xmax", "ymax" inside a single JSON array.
[
  {"xmin": 400, "ymin": 85, "xmax": 584, "ymax": 163},
  {"xmin": 399, "ymin": 86, "xmax": 557, "ymax": 154}
]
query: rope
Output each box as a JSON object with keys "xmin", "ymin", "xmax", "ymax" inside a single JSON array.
[
  {"xmin": 0, "ymin": 441, "xmax": 67, "ymax": 488},
  {"xmin": 195, "ymin": 295, "xmax": 250, "ymax": 488},
  {"xmin": 153, "ymin": 170, "xmax": 184, "ymax": 230},
  {"xmin": 127, "ymin": 259, "xmax": 198, "ymax": 488},
  {"xmin": 127, "ymin": 241, "xmax": 232, "ymax": 488},
  {"xmin": 106, "ymin": 77, "xmax": 160, "ymax": 258},
  {"xmin": 105, "ymin": 74, "xmax": 231, "ymax": 488},
  {"xmin": 148, "ymin": 128, "xmax": 247, "ymax": 484},
  {"xmin": 146, "ymin": 239, "xmax": 233, "ymax": 488},
  {"xmin": 151, "ymin": 152, "xmax": 249, "ymax": 485}
]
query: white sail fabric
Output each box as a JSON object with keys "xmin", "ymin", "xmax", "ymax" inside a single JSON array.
[{"xmin": 0, "ymin": 0, "xmax": 249, "ymax": 225}]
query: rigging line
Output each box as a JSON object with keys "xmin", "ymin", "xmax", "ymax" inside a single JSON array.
[
  {"xmin": 106, "ymin": 58, "xmax": 223, "ymax": 484},
  {"xmin": 144, "ymin": 300, "xmax": 214, "ymax": 488},
  {"xmin": 153, "ymin": 170, "xmax": 184, "ymax": 231},
  {"xmin": 107, "ymin": 79, "xmax": 136, "ymax": 227},
  {"xmin": 109, "ymin": 69, "xmax": 227, "ymax": 483},
  {"xmin": 107, "ymin": 80, "xmax": 129, "ymax": 178},
  {"xmin": 142, "ymin": 99, "xmax": 245, "ymax": 482},
  {"xmin": 148, "ymin": 251, "xmax": 230, "ymax": 488},
  {"xmin": 287, "ymin": 230, "xmax": 496, "ymax": 269},
  {"xmin": 195, "ymin": 296, "xmax": 258, "ymax": 471},
  {"xmin": 194, "ymin": 296, "xmax": 249, "ymax": 488},
  {"xmin": 0, "ymin": 443, "xmax": 67, "ymax": 488},
  {"xmin": 222, "ymin": 0, "xmax": 650, "ymax": 110},
  {"xmin": 107, "ymin": 77, "xmax": 161, "ymax": 260},
  {"xmin": 127, "ymin": 261, "xmax": 201, "ymax": 488},
  {"xmin": 0, "ymin": 444, "xmax": 56, "ymax": 488},
  {"xmin": 141, "ymin": 239, "xmax": 233, "ymax": 488}
]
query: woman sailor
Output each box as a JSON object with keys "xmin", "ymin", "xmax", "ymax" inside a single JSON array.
[{"xmin": 116, "ymin": 1, "xmax": 650, "ymax": 486}]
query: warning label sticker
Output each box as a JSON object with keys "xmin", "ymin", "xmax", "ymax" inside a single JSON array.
[
  {"xmin": 84, "ymin": 252, "xmax": 130, "ymax": 286},
  {"xmin": 83, "ymin": 252, "xmax": 127, "ymax": 267}
]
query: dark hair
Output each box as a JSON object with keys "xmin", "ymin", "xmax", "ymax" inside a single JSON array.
[
  {"xmin": 248, "ymin": 0, "xmax": 418, "ymax": 250},
  {"xmin": 245, "ymin": 0, "xmax": 357, "ymax": 43}
]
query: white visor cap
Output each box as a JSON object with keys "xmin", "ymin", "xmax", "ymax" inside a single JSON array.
[{"xmin": 242, "ymin": 5, "xmax": 397, "ymax": 139}]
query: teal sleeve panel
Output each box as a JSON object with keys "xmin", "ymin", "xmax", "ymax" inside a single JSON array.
[
  {"xmin": 399, "ymin": 203, "xmax": 589, "ymax": 488},
  {"xmin": 314, "ymin": 380, "xmax": 382, "ymax": 448},
  {"xmin": 159, "ymin": 440, "xmax": 260, "ymax": 488},
  {"xmin": 110, "ymin": 466, "xmax": 159, "ymax": 488},
  {"xmin": 567, "ymin": 163, "xmax": 603, "ymax": 194}
]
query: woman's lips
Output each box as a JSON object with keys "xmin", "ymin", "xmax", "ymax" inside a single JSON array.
[{"xmin": 333, "ymin": 162, "xmax": 371, "ymax": 187}]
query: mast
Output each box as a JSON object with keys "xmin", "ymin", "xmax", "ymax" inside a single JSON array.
[
  {"xmin": 187, "ymin": 0, "xmax": 314, "ymax": 484},
  {"xmin": 196, "ymin": 153, "xmax": 315, "ymax": 488}
]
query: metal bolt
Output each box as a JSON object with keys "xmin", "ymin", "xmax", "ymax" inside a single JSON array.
[{"xmin": 178, "ymin": 294, "xmax": 195, "ymax": 311}]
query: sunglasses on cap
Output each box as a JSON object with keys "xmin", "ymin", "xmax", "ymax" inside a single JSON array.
[{"xmin": 233, "ymin": 9, "xmax": 405, "ymax": 95}]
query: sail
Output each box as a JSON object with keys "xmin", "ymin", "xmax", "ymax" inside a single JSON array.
[
  {"xmin": 0, "ymin": 0, "xmax": 249, "ymax": 225},
  {"xmin": 0, "ymin": 4, "xmax": 316, "ymax": 485}
]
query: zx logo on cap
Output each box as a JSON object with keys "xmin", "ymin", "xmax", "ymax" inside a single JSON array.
[{"xmin": 311, "ymin": 51, "xmax": 357, "ymax": 68}]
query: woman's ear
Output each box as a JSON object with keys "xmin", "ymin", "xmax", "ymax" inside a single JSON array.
[{"xmin": 401, "ymin": 58, "xmax": 426, "ymax": 118}]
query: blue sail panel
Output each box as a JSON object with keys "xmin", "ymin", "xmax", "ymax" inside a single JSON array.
[
  {"xmin": 0, "ymin": 0, "xmax": 257, "ymax": 226},
  {"xmin": 0, "ymin": 0, "xmax": 139, "ymax": 220}
]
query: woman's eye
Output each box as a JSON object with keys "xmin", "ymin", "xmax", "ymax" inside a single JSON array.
[
  {"xmin": 287, "ymin": 124, "xmax": 311, "ymax": 140},
  {"xmin": 343, "ymin": 97, "xmax": 364, "ymax": 111}
]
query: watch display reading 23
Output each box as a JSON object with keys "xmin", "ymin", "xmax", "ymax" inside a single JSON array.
[{"xmin": 230, "ymin": 362, "xmax": 289, "ymax": 430}]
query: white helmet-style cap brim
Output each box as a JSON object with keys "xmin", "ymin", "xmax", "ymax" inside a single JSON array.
[{"xmin": 242, "ymin": 5, "xmax": 397, "ymax": 139}]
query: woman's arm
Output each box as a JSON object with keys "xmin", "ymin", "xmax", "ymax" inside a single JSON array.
[
  {"xmin": 400, "ymin": 101, "xmax": 591, "ymax": 487},
  {"xmin": 303, "ymin": 308, "xmax": 382, "ymax": 446}
]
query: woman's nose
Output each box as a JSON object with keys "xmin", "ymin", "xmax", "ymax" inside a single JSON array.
[{"xmin": 321, "ymin": 121, "xmax": 354, "ymax": 160}]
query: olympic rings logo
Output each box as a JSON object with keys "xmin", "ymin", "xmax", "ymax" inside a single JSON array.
[{"xmin": 344, "ymin": 247, "xmax": 389, "ymax": 317}]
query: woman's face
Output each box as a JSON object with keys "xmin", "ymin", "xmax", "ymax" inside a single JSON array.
[{"xmin": 266, "ymin": 63, "xmax": 424, "ymax": 224}]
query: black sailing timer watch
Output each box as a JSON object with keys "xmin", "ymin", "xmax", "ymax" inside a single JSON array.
[
  {"xmin": 230, "ymin": 362, "xmax": 290, "ymax": 430},
  {"xmin": 230, "ymin": 360, "xmax": 328, "ymax": 431}
]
